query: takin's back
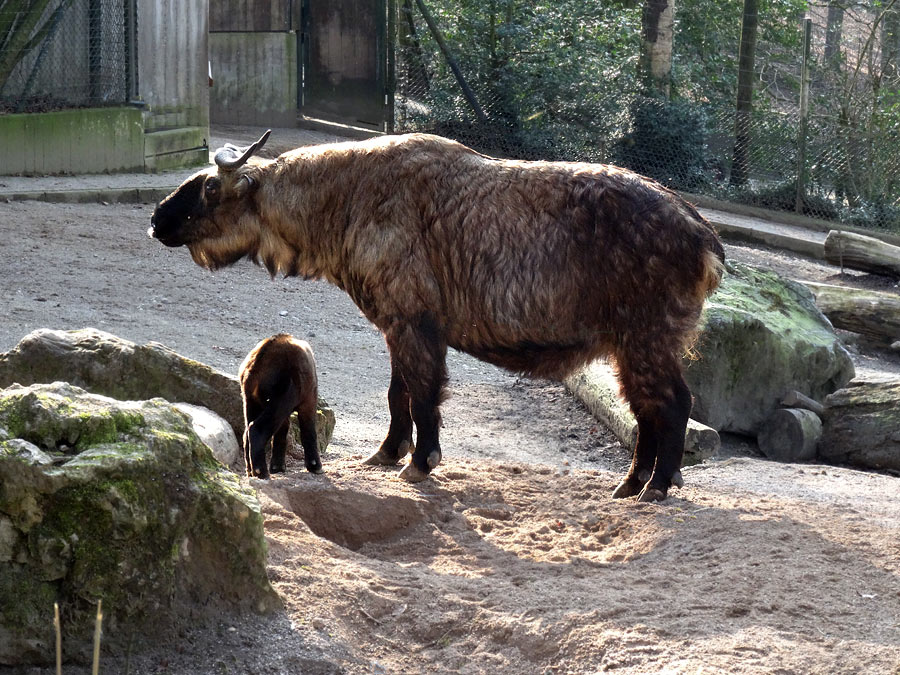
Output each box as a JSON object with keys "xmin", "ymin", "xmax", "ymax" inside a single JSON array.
[{"xmin": 326, "ymin": 135, "xmax": 724, "ymax": 377}]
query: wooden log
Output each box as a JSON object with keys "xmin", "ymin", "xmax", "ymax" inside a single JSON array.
[
  {"xmin": 757, "ymin": 408, "xmax": 822, "ymax": 463},
  {"xmin": 823, "ymin": 230, "xmax": 900, "ymax": 277},
  {"xmin": 564, "ymin": 362, "xmax": 720, "ymax": 466},
  {"xmin": 780, "ymin": 389, "xmax": 825, "ymax": 416},
  {"xmin": 820, "ymin": 379, "xmax": 900, "ymax": 472},
  {"xmin": 801, "ymin": 281, "xmax": 900, "ymax": 342}
]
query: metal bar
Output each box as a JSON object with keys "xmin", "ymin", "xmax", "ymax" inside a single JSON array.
[
  {"xmin": 413, "ymin": 0, "xmax": 486, "ymax": 121},
  {"xmin": 795, "ymin": 17, "xmax": 812, "ymax": 213}
]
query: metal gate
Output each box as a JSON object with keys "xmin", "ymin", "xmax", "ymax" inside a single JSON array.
[{"xmin": 300, "ymin": 0, "xmax": 392, "ymax": 132}]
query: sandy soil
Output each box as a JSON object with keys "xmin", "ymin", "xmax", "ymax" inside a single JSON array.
[{"xmin": 0, "ymin": 197, "xmax": 898, "ymax": 674}]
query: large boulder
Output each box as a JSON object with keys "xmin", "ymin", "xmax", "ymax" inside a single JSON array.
[
  {"xmin": 819, "ymin": 378, "xmax": 900, "ymax": 472},
  {"xmin": 0, "ymin": 328, "xmax": 336, "ymax": 469},
  {"xmin": 0, "ymin": 382, "xmax": 280, "ymax": 666},
  {"xmin": 684, "ymin": 262, "xmax": 854, "ymax": 435}
]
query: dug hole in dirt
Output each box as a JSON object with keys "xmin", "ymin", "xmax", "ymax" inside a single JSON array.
[{"xmin": 0, "ymin": 200, "xmax": 898, "ymax": 674}]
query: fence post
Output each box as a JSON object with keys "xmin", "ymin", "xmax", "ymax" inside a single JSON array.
[{"xmin": 795, "ymin": 17, "xmax": 812, "ymax": 213}]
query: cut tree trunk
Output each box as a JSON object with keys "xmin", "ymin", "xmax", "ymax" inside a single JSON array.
[
  {"xmin": 802, "ymin": 281, "xmax": 900, "ymax": 342},
  {"xmin": 565, "ymin": 362, "xmax": 720, "ymax": 466},
  {"xmin": 823, "ymin": 230, "xmax": 900, "ymax": 277},
  {"xmin": 757, "ymin": 408, "xmax": 822, "ymax": 463}
]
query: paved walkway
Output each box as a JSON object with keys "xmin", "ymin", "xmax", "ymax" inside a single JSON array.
[{"xmin": 0, "ymin": 123, "xmax": 887, "ymax": 260}]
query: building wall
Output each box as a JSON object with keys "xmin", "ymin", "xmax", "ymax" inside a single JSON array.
[
  {"xmin": 137, "ymin": 0, "xmax": 210, "ymax": 170},
  {"xmin": 209, "ymin": 0, "xmax": 299, "ymax": 127},
  {"xmin": 209, "ymin": 32, "xmax": 297, "ymax": 127}
]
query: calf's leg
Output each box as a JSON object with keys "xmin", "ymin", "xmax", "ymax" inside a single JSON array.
[
  {"xmin": 247, "ymin": 378, "xmax": 300, "ymax": 479},
  {"xmin": 296, "ymin": 397, "xmax": 323, "ymax": 474}
]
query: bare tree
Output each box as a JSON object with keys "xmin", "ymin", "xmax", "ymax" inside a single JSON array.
[
  {"xmin": 638, "ymin": 0, "xmax": 675, "ymax": 97},
  {"xmin": 731, "ymin": 0, "xmax": 758, "ymax": 187}
]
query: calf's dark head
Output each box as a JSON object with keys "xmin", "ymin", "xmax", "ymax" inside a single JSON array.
[{"xmin": 149, "ymin": 130, "xmax": 271, "ymax": 269}]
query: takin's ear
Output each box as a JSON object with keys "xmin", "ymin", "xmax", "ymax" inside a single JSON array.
[{"xmin": 233, "ymin": 170, "xmax": 261, "ymax": 199}]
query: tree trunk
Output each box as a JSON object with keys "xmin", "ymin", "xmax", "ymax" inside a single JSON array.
[
  {"xmin": 564, "ymin": 362, "xmax": 720, "ymax": 466},
  {"xmin": 882, "ymin": 4, "xmax": 900, "ymax": 82},
  {"xmin": 638, "ymin": 0, "xmax": 675, "ymax": 98},
  {"xmin": 825, "ymin": 1, "xmax": 844, "ymax": 70},
  {"xmin": 757, "ymin": 408, "xmax": 822, "ymax": 463},
  {"xmin": 731, "ymin": 0, "xmax": 759, "ymax": 187},
  {"xmin": 802, "ymin": 281, "xmax": 900, "ymax": 342},
  {"xmin": 823, "ymin": 230, "xmax": 900, "ymax": 277}
]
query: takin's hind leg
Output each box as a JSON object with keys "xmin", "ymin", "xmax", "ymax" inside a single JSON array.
[
  {"xmin": 365, "ymin": 364, "xmax": 414, "ymax": 466},
  {"xmin": 612, "ymin": 355, "xmax": 692, "ymax": 502}
]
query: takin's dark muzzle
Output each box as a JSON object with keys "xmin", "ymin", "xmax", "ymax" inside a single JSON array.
[{"xmin": 148, "ymin": 175, "xmax": 206, "ymax": 247}]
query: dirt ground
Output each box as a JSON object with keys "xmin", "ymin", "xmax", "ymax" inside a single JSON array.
[{"xmin": 0, "ymin": 195, "xmax": 899, "ymax": 674}]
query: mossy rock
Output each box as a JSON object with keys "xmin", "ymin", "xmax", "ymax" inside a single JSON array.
[
  {"xmin": 684, "ymin": 261, "xmax": 855, "ymax": 435},
  {"xmin": 0, "ymin": 327, "xmax": 336, "ymax": 464},
  {"xmin": 0, "ymin": 382, "xmax": 280, "ymax": 666}
]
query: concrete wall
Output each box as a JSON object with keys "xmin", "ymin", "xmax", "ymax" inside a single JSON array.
[
  {"xmin": 209, "ymin": 32, "xmax": 297, "ymax": 127},
  {"xmin": 136, "ymin": 0, "xmax": 210, "ymax": 170},
  {"xmin": 0, "ymin": 108, "xmax": 144, "ymax": 175}
]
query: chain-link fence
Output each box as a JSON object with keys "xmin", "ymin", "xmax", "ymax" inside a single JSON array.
[
  {"xmin": 0, "ymin": 0, "xmax": 133, "ymax": 114},
  {"xmin": 394, "ymin": 1, "xmax": 900, "ymax": 232}
]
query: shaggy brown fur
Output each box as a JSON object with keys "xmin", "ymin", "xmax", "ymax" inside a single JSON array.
[
  {"xmin": 239, "ymin": 333, "xmax": 321, "ymax": 479},
  {"xmin": 152, "ymin": 132, "xmax": 724, "ymax": 501}
]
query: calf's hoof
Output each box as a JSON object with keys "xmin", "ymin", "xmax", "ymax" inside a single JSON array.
[
  {"xmin": 364, "ymin": 439, "xmax": 412, "ymax": 466},
  {"xmin": 305, "ymin": 460, "xmax": 324, "ymax": 474},
  {"xmin": 270, "ymin": 462, "xmax": 286, "ymax": 474}
]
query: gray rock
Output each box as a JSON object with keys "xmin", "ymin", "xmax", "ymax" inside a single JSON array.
[
  {"xmin": 175, "ymin": 402, "xmax": 242, "ymax": 470},
  {"xmin": 0, "ymin": 382, "xmax": 280, "ymax": 666},
  {"xmin": 819, "ymin": 378, "xmax": 900, "ymax": 472},
  {"xmin": 684, "ymin": 262, "xmax": 855, "ymax": 435},
  {"xmin": 0, "ymin": 327, "xmax": 335, "ymax": 464}
]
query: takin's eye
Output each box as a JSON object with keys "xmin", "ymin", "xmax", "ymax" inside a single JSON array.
[{"xmin": 204, "ymin": 177, "xmax": 222, "ymax": 200}]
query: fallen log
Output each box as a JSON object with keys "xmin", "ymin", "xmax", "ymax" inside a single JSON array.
[
  {"xmin": 819, "ymin": 379, "xmax": 900, "ymax": 472},
  {"xmin": 780, "ymin": 389, "xmax": 825, "ymax": 416},
  {"xmin": 801, "ymin": 281, "xmax": 900, "ymax": 343},
  {"xmin": 757, "ymin": 408, "xmax": 822, "ymax": 463},
  {"xmin": 823, "ymin": 230, "xmax": 900, "ymax": 277},
  {"xmin": 565, "ymin": 362, "xmax": 720, "ymax": 466}
]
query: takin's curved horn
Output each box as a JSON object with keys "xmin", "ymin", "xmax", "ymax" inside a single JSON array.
[{"xmin": 213, "ymin": 129, "xmax": 272, "ymax": 170}]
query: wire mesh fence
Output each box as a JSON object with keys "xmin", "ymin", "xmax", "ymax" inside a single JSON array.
[
  {"xmin": 393, "ymin": 1, "xmax": 900, "ymax": 232},
  {"xmin": 0, "ymin": 0, "xmax": 132, "ymax": 114}
]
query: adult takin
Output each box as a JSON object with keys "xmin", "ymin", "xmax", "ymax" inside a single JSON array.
[
  {"xmin": 239, "ymin": 333, "xmax": 322, "ymax": 479},
  {"xmin": 150, "ymin": 130, "xmax": 725, "ymax": 501}
]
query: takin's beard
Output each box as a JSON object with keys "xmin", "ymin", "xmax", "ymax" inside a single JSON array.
[{"xmin": 187, "ymin": 229, "xmax": 261, "ymax": 271}]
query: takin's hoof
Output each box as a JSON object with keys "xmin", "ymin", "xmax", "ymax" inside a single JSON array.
[
  {"xmin": 611, "ymin": 477, "xmax": 643, "ymax": 499},
  {"xmin": 671, "ymin": 470, "xmax": 684, "ymax": 488},
  {"xmin": 364, "ymin": 440, "xmax": 412, "ymax": 466},
  {"xmin": 636, "ymin": 486, "xmax": 668, "ymax": 503},
  {"xmin": 305, "ymin": 462, "xmax": 324, "ymax": 474},
  {"xmin": 270, "ymin": 463, "xmax": 286, "ymax": 474},
  {"xmin": 426, "ymin": 449, "xmax": 442, "ymax": 470},
  {"xmin": 398, "ymin": 461, "xmax": 431, "ymax": 483}
]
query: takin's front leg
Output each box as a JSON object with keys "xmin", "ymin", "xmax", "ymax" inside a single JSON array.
[
  {"xmin": 364, "ymin": 362, "xmax": 414, "ymax": 466},
  {"xmin": 380, "ymin": 315, "xmax": 448, "ymax": 483},
  {"xmin": 612, "ymin": 354, "xmax": 691, "ymax": 502}
]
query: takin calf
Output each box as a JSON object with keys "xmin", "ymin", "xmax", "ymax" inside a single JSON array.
[
  {"xmin": 150, "ymin": 130, "xmax": 724, "ymax": 501},
  {"xmin": 239, "ymin": 333, "xmax": 322, "ymax": 478}
]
